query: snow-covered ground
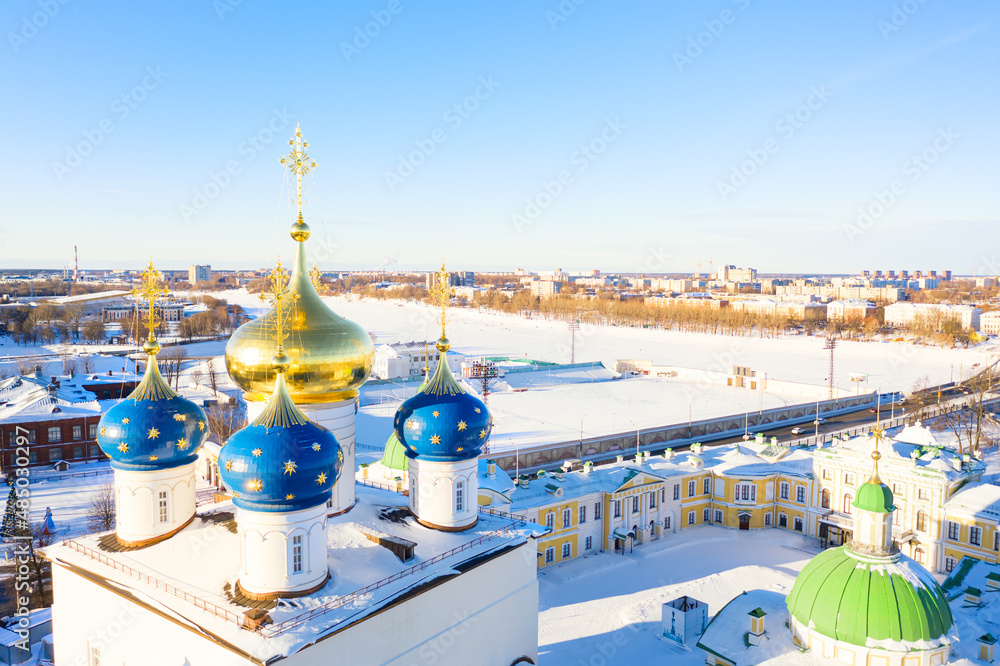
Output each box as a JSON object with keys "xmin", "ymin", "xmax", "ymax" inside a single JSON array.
[{"xmin": 197, "ymin": 289, "xmax": 996, "ymax": 391}]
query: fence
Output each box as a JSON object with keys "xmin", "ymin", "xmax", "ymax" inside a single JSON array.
[{"xmin": 61, "ymin": 506, "xmax": 530, "ymax": 636}]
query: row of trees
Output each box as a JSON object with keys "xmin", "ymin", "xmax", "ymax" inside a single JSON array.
[{"xmin": 0, "ymin": 303, "xmax": 107, "ymax": 345}]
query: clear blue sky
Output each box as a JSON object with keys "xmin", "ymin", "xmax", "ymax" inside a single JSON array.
[{"xmin": 1, "ymin": 1, "xmax": 997, "ymax": 274}]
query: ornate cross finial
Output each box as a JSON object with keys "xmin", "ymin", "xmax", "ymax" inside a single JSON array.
[
  {"xmin": 310, "ymin": 262, "xmax": 322, "ymax": 292},
  {"xmin": 869, "ymin": 424, "xmax": 887, "ymax": 484},
  {"xmin": 429, "ymin": 260, "xmax": 454, "ymax": 341},
  {"xmin": 132, "ymin": 259, "xmax": 168, "ymax": 349},
  {"xmin": 259, "ymin": 259, "xmax": 299, "ymax": 357},
  {"xmin": 279, "ymin": 124, "xmax": 317, "ymax": 223}
]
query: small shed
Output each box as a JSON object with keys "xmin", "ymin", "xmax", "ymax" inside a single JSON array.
[{"xmin": 662, "ymin": 595, "xmax": 708, "ymax": 645}]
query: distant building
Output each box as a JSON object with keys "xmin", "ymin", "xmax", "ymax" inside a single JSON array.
[
  {"xmin": 188, "ymin": 264, "xmax": 212, "ymax": 284},
  {"xmin": 980, "ymin": 311, "xmax": 1000, "ymax": 336},
  {"xmin": 717, "ymin": 265, "xmax": 757, "ymax": 283},
  {"xmin": 0, "ymin": 369, "xmax": 140, "ymax": 472},
  {"xmin": 884, "ymin": 302, "xmax": 981, "ymax": 331},
  {"xmin": 826, "ymin": 299, "xmax": 876, "ymax": 321},
  {"xmin": 529, "ymin": 280, "xmax": 562, "ymax": 299},
  {"xmin": 103, "ymin": 301, "xmax": 184, "ymax": 323},
  {"xmin": 372, "ymin": 341, "xmax": 464, "ymax": 380},
  {"xmin": 975, "ymin": 276, "xmax": 997, "ymax": 288},
  {"xmin": 425, "ymin": 270, "xmax": 474, "ymax": 290}
]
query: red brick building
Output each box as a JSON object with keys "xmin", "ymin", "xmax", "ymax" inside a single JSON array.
[{"xmin": 0, "ymin": 370, "xmax": 140, "ymax": 473}]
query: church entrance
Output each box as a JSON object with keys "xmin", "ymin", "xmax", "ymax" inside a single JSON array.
[{"xmin": 739, "ymin": 513, "xmax": 751, "ymax": 530}]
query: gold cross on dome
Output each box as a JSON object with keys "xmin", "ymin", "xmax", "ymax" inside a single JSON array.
[
  {"xmin": 310, "ymin": 262, "xmax": 322, "ymax": 292},
  {"xmin": 279, "ymin": 124, "xmax": 317, "ymax": 218},
  {"xmin": 132, "ymin": 259, "xmax": 168, "ymax": 344},
  {"xmin": 429, "ymin": 260, "xmax": 455, "ymax": 340},
  {"xmin": 259, "ymin": 259, "xmax": 299, "ymax": 349}
]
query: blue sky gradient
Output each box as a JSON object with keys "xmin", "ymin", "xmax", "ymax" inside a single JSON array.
[{"xmin": 1, "ymin": 1, "xmax": 997, "ymax": 274}]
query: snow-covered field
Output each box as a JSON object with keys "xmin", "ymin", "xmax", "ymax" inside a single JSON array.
[{"xmin": 537, "ymin": 526, "xmax": 816, "ymax": 665}]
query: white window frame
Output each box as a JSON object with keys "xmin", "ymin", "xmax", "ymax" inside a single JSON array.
[
  {"xmin": 579, "ymin": 505, "xmax": 587, "ymax": 524},
  {"xmin": 157, "ymin": 490, "xmax": 169, "ymax": 524},
  {"xmin": 688, "ymin": 480, "xmax": 696, "ymax": 498},
  {"xmin": 764, "ymin": 512, "xmax": 772, "ymax": 526},
  {"xmin": 545, "ymin": 547, "xmax": 554, "ymax": 564},
  {"xmin": 796, "ymin": 486, "xmax": 806, "ymax": 504},
  {"xmin": 702, "ymin": 508, "xmax": 709, "ymax": 523},
  {"xmin": 585, "ymin": 536, "xmax": 593, "ymax": 550},
  {"xmin": 779, "ymin": 482, "xmax": 789, "ymax": 500},
  {"xmin": 291, "ymin": 534, "xmax": 304, "ymax": 574},
  {"xmin": 714, "ymin": 509, "xmax": 723, "ymax": 524},
  {"xmin": 561, "ymin": 542, "xmax": 571, "ymax": 559},
  {"xmin": 562, "ymin": 508, "xmax": 571, "ymax": 529},
  {"xmin": 545, "ymin": 512, "xmax": 554, "ymax": 529},
  {"xmin": 455, "ymin": 480, "xmax": 464, "ymax": 513},
  {"xmin": 687, "ymin": 511, "xmax": 695, "ymax": 526}
]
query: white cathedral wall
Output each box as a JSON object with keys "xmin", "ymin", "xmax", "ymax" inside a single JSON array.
[
  {"xmin": 789, "ymin": 616, "xmax": 950, "ymax": 666},
  {"xmin": 247, "ymin": 396, "xmax": 357, "ymax": 514},
  {"xmin": 49, "ymin": 540, "xmax": 539, "ymax": 666},
  {"xmin": 237, "ymin": 502, "xmax": 329, "ymax": 596},
  {"xmin": 409, "ymin": 457, "xmax": 479, "ymax": 530},
  {"xmin": 114, "ymin": 462, "xmax": 196, "ymax": 544}
]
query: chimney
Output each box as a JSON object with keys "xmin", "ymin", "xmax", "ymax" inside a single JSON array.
[
  {"xmin": 243, "ymin": 608, "xmax": 271, "ymax": 631},
  {"xmin": 987, "ymin": 572, "xmax": 1000, "ymax": 590},
  {"xmin": 770, "ymin": 437, "xmax": 778, "ymax": 447},
  {"xmin": 487, "ymin": 459, "xmax": 497, "ymax": 478},
  {"xmin": 965, "ymin": 586, "xmax": 983, "ymax": 606},
  {"xmin": 359, "ymin": 463, "xmax": 369, "ymax": 479},
  {"xmin": 616, "ymin": 454, "xmax": 624, "ymax": 464},
  {"xmin": 583, "ymin": 461, "xmax": 593, "ymax": 475},
  {"xmin": 691, "ymin": 443, "xmax": 703, "ymax": 455},
  {"xmin": 561, "ymin": 460, "xmax": 573, "ymax": 474},
  {"xmin": 978, "ymin": 634, "xmax": 996, "ymax": 664},
  {"xmin": 747, "ymin": 607, "xmax": 766, "ymax": 646},
  {"xmin": 536, "ymin": 470, "xmax": 546, "ymax": 479},
  {"xmin": 518, "ymin": 474, "xmax": 530, "ymax": 489}
]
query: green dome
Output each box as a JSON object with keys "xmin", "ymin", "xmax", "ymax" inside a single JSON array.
[
  {"xmin": 787, "ymin": 546, "xmax": 953, "ymax": 650},
  {"xmin": 854, "ymin": 480, "xmax": 895, "ymax": 514},
  {"xmin": 381, "ymin": 430, "xmax": 409, "ymax": 472}
]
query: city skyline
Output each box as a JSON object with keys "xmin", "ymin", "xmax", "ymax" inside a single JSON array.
[{"xmin": 1, "ymin": 1, "xmax": 998, "ymax": 273}]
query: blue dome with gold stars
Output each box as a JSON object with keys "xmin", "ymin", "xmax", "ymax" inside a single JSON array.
[
  {"xmin": 394, "ymin": 338, "xmax": 491, "ymax": 463},
  {"xmin": 219, "ymin": 372, "xmax": 343, "ymax": 513},
  {"xmin": 97, "ymin": 353, "xmax": 208, "ymax": 472}
]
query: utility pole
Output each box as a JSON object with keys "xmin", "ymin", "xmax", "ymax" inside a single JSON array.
[
  {"xmin": 824, "ymin": 335, "xmax": 838, "ymax": 399},
  {"xmin": 568, "ymin": 320, "xmax": 580, "ymax": 364}
]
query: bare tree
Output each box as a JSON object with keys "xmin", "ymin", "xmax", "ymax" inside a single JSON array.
[
  {"xmin": 61, "ymin": 353, "xmax": 77, "ymax": 377},
  {"xmin": 941, "ymin": 365, "xmax": 997, "ymax": 456},
  {"xmin": 206, "ymin": 358, "xmax": 219, "ymax": 395},
  {"xmin": 204, "ymin": 400, "xmax": 247, "ymax": 445},
  {"xmin": 190, "ymin": 366, "xmax": 205, "ymax": 389},
  {"xmin": 16, "ymin": 359, "xmax": 36, "ymax": 376},
  {"xmin": 80, "ymin": 354, "xmax": 95, "ymax": 373},
  {"xmin": 87, "ymin": 482, "xmax": 116, "ymax": 532}
]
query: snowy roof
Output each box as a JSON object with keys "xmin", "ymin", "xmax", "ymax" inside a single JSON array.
[
  {"xmin": 943, "ymin": 483, "xmax": 1000, "ymax": 522},
  {"xmin": 696, "ymin": 589, "xmax": 794, "ymax": 664},
  {"xmin": 811, "ymin": 426, "xmax": 982, "ymax": 482},
  {"xmin": 479, "ymin": 459, "xmax": 516, "ymax": 498},
  {"xmin": 0, "ymin": 374, "xmax": 108, "ymax": 424},
  {"xmin": 42, "ymin": 483, "xmax": 541, "ymax": 661}
]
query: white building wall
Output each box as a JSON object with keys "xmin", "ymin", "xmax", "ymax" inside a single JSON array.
[
  {"xmin": 49, "ymin": 540, "xmax": 539, "ymax": 666},
  {"xmin": 410, "ymin": 457, "xmax": 479, "ymax": 530},
  {"xmin": 237, "ymin": 503, "xmax": 328, "ymax": 596},
  {"xmin": 115, "ymin": 462, "xmax": 197, "ymax": 544}
]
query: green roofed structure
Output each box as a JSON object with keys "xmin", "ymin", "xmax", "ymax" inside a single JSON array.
[
  {"xmin": 786, "ymin": 428, "xmax": 956, "ymax": 665},
  {"xmin": 381, "ymin": 430, "xmax": 409, "ymax": 472}
]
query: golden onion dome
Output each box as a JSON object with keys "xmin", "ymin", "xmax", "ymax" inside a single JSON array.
[
  {"xmin": 225, "ymin": 125, "xmax": 372, "ymax": 403},
  {"xmin": 225, "ymin": 217, "xmax": 374, "ymax": 403}
]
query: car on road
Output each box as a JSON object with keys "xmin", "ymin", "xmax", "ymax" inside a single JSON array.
[
  {"xmin": 869, "ymin": 407, "xmax": 878, "ymax": 413},
  {"xmin": 813, "ymin": 417, "xmax": 827, "ymax": 425},
  {"xmin": 790, "ymin": 427, "xmax": 805, "ymax": 435}
]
